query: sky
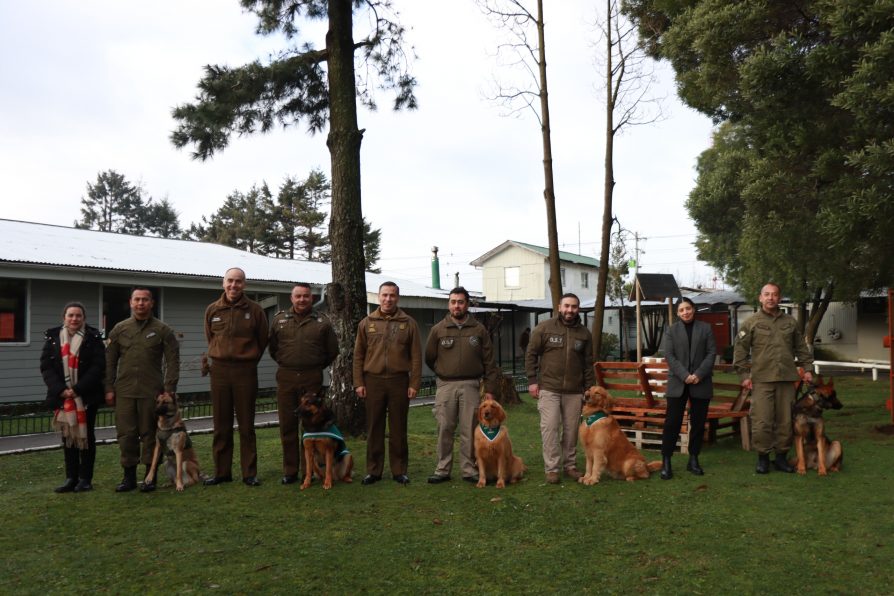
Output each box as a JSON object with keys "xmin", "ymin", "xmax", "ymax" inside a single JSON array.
[{"xmin": 0, "ymin": 1, "xmax": 724, "ymax": 293}]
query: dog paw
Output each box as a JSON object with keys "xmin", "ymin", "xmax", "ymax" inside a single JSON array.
[
  {"xmin": 323, "ymin": 481, "xmax": 333, "ymax": 490},
  {"xmin": 475, "ymin": 480, "xmax": 486, "ymax": 488},
  {"xmin": 496, "ymin": 480, "xmax": 505, "ymax": 489},
  {"xmin": 176, "ymin": 483, "xmax": 184, "ymax": 492},
  {"xmin": 797, "ymin": 468, "xmax": 807, "ymax": 475},
  {"xmin": 300, "ymin": 481, "xmax": 311, "ymax": 490},
  {"xmin": 818, "ymin": 469, "xmax": 828, "ymax": 477}
]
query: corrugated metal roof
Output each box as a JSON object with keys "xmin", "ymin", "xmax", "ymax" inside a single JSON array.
[{"xmin": 0, "ymin": 219, "xmax": 449, "ymax": 299}]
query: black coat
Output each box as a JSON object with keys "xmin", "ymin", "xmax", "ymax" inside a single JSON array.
[
  {"xmin": 661, "ymin": 320, "xmax": 716, "ymax": 400},
  {"xmin": 40, "ymin": 325, "xmax": 106, "ymax": 409}
]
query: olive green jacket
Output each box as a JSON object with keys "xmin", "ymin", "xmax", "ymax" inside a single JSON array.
[
  {"xmin": 105, "ymin": 316, "xmax": 180, "ymax": 398},
  {"xmin": 733, "ymin": 308, "xmax": 813, "ymax": 383},
  {"xmin": 268, "ymin": 310, "xmax": 338, "ymax": 371},
  {"xmin": 424, "ymin": 313, "xmax": 500, "ymax": 394},
  {"xmin": 525, "ymin": 316, "xmax": 595, "ymax": 394}
]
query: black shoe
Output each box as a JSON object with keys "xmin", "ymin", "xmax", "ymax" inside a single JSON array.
[
  {"xmin": 427, "ymin": 474, "xmax": 451, "ymax": 484},
  {"xmin": 140, "ymin": 480, "xmax": 156, "ymax": 492},
  {"xmin": 203, "ymin": 475, "xmax": 233, "ymax": 486},
  {"xmin": 462, "ymin": 475, "xmax": 480, "ymax": 483},
  {"xmin": 74, "ymin": 479, "xmax": 93, "ymax": 493},
  {"xmin": 54, "ymin": 478, "xmax": 77, "ymax": 494},
  {"xmin": 686, "ymin": 455, "xmax": 704, "ymax": 476},
  {"xmin": 361, "ymin": 474, "xmax": 381, "ymax": 485},
  {"xmin": 115, "ymin": 467, "xmax": 138, "ymax": 492},
  {"xmin": 774, "ymin": 454, "xmax": 795, "ymax": 473},
  {"xmin": 660, "ymin": 456, "xmax": 673, "ymax": 480},
  {"xmin": 756, "ymin": 453, "xmax": 770, "ymax": 474},
  {"xmin": 393, "ymin": 474, "xmax": 410, "ymax": 485},
  {"xmin": 281, "ymin": 475, "xmax": 299, "ymax": 485},
  {"xmin": 242, "ymin": 476, "xmax": 262, "ymax": 487}
]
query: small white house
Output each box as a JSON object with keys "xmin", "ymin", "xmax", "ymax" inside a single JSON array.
[{"xmin": 470, "ymin": 240, "xmax": 600, "ymax": 302}]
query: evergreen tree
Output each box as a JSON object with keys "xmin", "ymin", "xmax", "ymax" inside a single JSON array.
[
  {"xmin": 75, "ymin": 170, "xmax": 147, "ymax": 235},
  {"xmin": 187, "ymin": 184, "xmax": 276, "ymax": 254},
  {"xmin": 275, "ymin": 169, "xmax": 331, "ymax": 261},
  {"xmin": 171, "ymin": 1, "xmax": 416, "ymax": 434},
  {"xmin": 361, "ymin": 217, "xmax": 382, "ymax": 273},
  {"xmin": 143, "ymin": 198, "xmax": 182, "ymax": 238}
]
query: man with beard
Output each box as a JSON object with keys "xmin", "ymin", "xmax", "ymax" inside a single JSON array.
[
  {"xmin": 525, "ymin": 293, "xmax": 594, "ymax": 484},
  {"xmin": 424, "ymin": 287, "xmax": 500, "ymax": 484}
]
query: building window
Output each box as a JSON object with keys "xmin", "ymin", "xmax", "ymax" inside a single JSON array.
[
  {"xmin": 0, "ymin": 278, "xmax": 29, "ymax": 344},
  {"xmin": 504, "ymin": 267, "xmax": 520, "ymax": 288},
  {"xmin": 560, "ymin": 268, "xmax": 566, "ymax": 286},
  {"xmin": 581, "ymin": 271, "xmax": 589, "ymax": 288}
]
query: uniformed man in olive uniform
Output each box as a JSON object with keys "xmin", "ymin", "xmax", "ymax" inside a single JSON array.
[
  {"xmin": 203, "ymin": 267, "xmax": 269, "ymax": 487},
  {"xmin": 268, "ymin": 282, "xmax": 339, "ymax": 485},
  {"xmin": 353, "ymin": 281, "xmax": 422, "ymax": 485},
  {"xmin": 525, "ymin": 293, "xmax": 594, "ymax": 484},
  {"xmin": 425, "ymin": 286, "xmax": 500, "ymax": 484},
  {"xmin": 105, "ymin": 287, "xmax": 180, "ymax": 492},
  {"xmin": 733, "ymin": 282, "xmax": 813, "ymax": 474}
]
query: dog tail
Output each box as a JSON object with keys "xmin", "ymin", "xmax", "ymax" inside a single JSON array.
[{"xmin": 646, "ymin": 460, "xmax": 662, "ymax": 472}]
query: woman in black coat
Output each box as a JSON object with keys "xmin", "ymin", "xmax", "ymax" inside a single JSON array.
[
  {"xmin": 659, "ymin": 297, "xmax": 716, "ymax": 479},
  {"xmin": 40, "ymin": 302, "xmax": 106, "ymax": 493}
]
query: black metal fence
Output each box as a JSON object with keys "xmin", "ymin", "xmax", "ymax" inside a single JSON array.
[{"xmin": 0, "ymin": 373, "xmax": 530, "ymax": 438}]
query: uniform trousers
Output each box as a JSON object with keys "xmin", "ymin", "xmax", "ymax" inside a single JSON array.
[
  {"xmin": 537, "ymin": 389, "xmax": 583, "ymax": 474},
  {"xmin": 432, "ymin": 378, "xmax": 480, "ymax": 478},
  {"xmin": 275, "ymin": 367, "xmax": 324, "ymax": 477},
  {"xmin": 63, "ymin": 404, "xmax": 98, "ymax": 480},
  {"xmin": 364, "ymin": 374, "xmax": 410, "ymax": 477},
  {"xmin": 210, "ymin": 360, "xmax": 259, "ymax": 479},
  {"xmin": 661, "ymin": 388, "xmax": 710, "ymax": 457},
  {"xmin": 116, "ymin": 395, "xmax": 156, "ymax": 468},
  {"xmin": 750, "ymin": 380, "xmax": 796, "ymax": 455}
]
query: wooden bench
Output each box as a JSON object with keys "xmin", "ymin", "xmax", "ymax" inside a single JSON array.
[
  {"xmin": 593, "ymin": 361, "xmax": 751, "ymax": 451},
  {"xmin": 593, "ymin": 362, "xmax": 689, "ymax": 453}
]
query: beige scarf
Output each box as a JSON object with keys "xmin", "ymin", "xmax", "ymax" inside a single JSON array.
[{"xmin": 52, "ymin": 327, "xmax": 88, "ymax": 450}]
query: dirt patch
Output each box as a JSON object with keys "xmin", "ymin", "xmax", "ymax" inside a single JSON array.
[{"xmin": 874, "ymin": 424, "xmax": 894, "ymax": 435}]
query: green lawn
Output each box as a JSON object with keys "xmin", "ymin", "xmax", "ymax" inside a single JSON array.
[{"xmin": 1, "ymin": 378, "xmax": 892, "ymax": 594}]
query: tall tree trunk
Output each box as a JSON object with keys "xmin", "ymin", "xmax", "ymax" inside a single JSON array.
[
  {"xmin": 536, "ymin": 0, "xmax": 562, "ymax": 313},
  {"xmin": 591, "ymin": 0, "xmax": 615, "ymax": 361},
  {"xmin": 805, "ymin": 284, "xmax": 833, "ymax": 345},
  {"xmin": 326, "ymin": 0, "xmax": 368, "ymax": 436}
]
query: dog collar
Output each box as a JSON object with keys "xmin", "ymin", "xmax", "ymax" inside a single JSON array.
[
  {"xmin": 582, "ymin": 412, "xmax": 608, "ymax": 427},
  {"xmin": 479, "ymin": 424, "xmax": 501, "ymax": 441}
]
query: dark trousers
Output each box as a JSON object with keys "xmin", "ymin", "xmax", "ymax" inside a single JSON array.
[
  {"xmin": 210, "ymin": 361, "xmax": 259, "ymax": 479},
  {"xmin": 116, "ymin": 395, "xmax": 157, "ymax": 467},
  {"xmin": 365, "ymin": 375, "xmax": 410, "ymax": 477},
  {"xmin": 661, "ymin": 389, "xmax": 710, "ymax": 457},
  {"xmin": 62, "ymin": 405, "xmax": 98, "ymax": 480},
  {"xmin": 275, "ymin": 367, "xmax": 324, "ymax": 477}
]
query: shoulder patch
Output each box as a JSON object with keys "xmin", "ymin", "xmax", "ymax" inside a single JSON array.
[{"xmin": 737, "ymin": 330, "xmax": 746, "ymax": 338}]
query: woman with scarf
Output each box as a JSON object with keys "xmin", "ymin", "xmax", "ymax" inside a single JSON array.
[
  {"xmin": 659, "ymin": 297, "xmax": 716, "ymax": 480},
  {"xmin": 40, "ymin": 302, "xmax": 106, "ymax": 493}
]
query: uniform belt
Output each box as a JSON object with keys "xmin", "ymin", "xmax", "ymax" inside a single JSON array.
[
  {"xmin": 280, "ymin": 367, "xmax": 323, "ymax": 374},
  {"xmin": 437, "ymin": 376, "xmax": 479, "ymax": 382}
]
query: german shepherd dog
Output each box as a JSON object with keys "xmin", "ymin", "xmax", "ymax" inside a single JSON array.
[
  {"xmin": 145, "ymin": 392, "xmax": 202, "ymax": 491},
  {"xmin": 295, "ymin": 394, "xmax": 353, "ymax": 490},
  {"xmin": 790, "ymin": 377, "xmax": 843, "ymax": 476}
]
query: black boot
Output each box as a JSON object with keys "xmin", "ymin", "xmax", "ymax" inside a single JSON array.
[
  {"xmin": 74, "ymin": 479, "xmax": 93, "ymax": 492},
  {"xmin": 54, "ymin": 478, "xmax": 77, "ymax": 493},
  {"xmin": 755, "ymin": 453, "xmax": 770, "ymax": 474},
  {"xmin": 686, "ymin": 454, "xmax": 704, "ymax": 476},
  {"xmin": 140, "ymin": 464, "xmax": 156, "ymax": 492},
  {"xmin": 774, "ymin": 453, "xmax": 795, "ymax": 473},
  {"xmin": 115, "ymin": 466, "xmax": 137, "ymax": 492},
  {"xmin": 660, "ymin": 456, "xmax": 673, "ymax": 480}
]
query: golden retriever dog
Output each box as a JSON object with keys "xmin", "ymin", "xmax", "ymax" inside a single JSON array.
[
  {"xmin": 578, "ymin": 386, "xmax": 662, "ymax": 484},
  {"xmin": 144, "ymin": 392, "xmax": 202, "ymax": 492},
  {"xmin": 474, "ymin": 398, "xmax": 526, "ymax": 488}
]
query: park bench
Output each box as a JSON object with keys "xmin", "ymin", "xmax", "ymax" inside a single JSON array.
[{"xmin": 592, "ymin": 361, "xmax": 751, "ymax": 452}]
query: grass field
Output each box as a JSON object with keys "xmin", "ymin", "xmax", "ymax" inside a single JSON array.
[{"xmin": 1, "ymin": 377, "xmax": 892, "ymax": 594}]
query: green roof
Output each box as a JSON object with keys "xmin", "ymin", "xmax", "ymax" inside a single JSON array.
[{"xmin": 514, "ymin": 241, "xmax": 599, "ymax": 267}]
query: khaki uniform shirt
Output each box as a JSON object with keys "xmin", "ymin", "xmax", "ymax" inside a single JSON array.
[
  {"xmin": 733, "ymin": 308, "xmax": 813, "ymax": 383},
  {"xmin": 268, "ymin": 309, "xmax": 338, "ymax": 371},
  {"xmin": 204, "ymin": 293, "xmax": 269, "ymax": 363},
  {"xmin": 424, "ymin": 313, "xmax": 500, "ymax": 394},
  {"xmin": 352, "ymin": 307, "xmax": 422, "ymax": 390},
  {"xmin": 525, "ymin": 316, "xmax": 595, "ymax": 394},
  {"xmin": 105, "ymin": 316, "xmax": 180, "ymax": 398}
]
